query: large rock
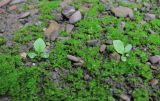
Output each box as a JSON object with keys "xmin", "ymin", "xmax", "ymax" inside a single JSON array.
[
  {"xmin": 111, "ymin": 6, "xmax": 134, "ymax": 18},
  {"xmin": 69, "ymin": 11, "xmax": 82, "ymax": 23}
]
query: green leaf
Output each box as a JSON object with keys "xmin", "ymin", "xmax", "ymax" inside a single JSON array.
[
  {"xmin": 125, "ymin": 44, "xmax": 132, "ymax": 53},
  {"xmin": 121, "ymin": 56, "xmax": 127, "ymax": 62},
  {"xmin": 28, "ymin": 52, "xmax": 37, "ymax": 59},
  {"xmin": 34, "ymin": 38, "xmax": 46, "ymax": 53},
  {"xmin": 113, "ymin": 40, "xmax": 125, "ymax": 54},
  {"xmin": 41, "ymin": 52, "xmax": 49, "ymax": 58}
]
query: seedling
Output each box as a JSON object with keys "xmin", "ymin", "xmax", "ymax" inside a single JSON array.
[
  {"xmin": 28, "ymin": 38, "xmax": 49, "ymax": 59},
  {"xmin": 113, "ymin": 40, "xmax": 132, "ymax": 61}
]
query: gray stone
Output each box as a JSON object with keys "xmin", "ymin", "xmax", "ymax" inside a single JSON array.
[
  {"xmin": 69, "ymin": 11, "xmax": 82, "ymax": 23},
  {"xmin": 149, "ymin": 55, "xmax": 160, "ymax": 64},
  {"xmin": 66, "ymin": 24, "xmax": 74, "ymax": 33},
  {"xmin": 87, "ymin": 40, "xmax": 99, "ymax": 46},
  {"xmin": 62, "ymin": 6, "xmax": 76, "ymax": 18},
  {"xmin": 111, "ymin": 6, "xmax": 134, "ymax": 18},
  {"xmin": 144, "ymin": 13, "xmax": 155, "ymax": 21},
  {"xmin": 100, "ymin": 44, "xmax": 107, "ymax": 53}
]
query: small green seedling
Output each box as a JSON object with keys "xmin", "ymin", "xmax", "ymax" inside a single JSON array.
[
  {"xmin": 28, "ymin": 38, "xmax": 49, "ymax": 59},
  {"xmin": 113, "ymin": 40, "xmax": 132, "ymax": 61}
]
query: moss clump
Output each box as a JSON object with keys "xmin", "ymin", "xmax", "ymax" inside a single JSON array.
[
  {"xmin": 0, "ymin": 36, "xmax": 6, "ymax": 45},
  {"xmin": 132, "ymin": 88, "xmax": 149, "ymax": 101}
]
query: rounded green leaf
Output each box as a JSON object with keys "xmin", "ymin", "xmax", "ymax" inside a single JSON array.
[
  {"xmin": 34, "ymin": 38, "xmax": 46, "ymax": 53},
  {"xmin": 121, "ymin": 56, "xmax": 127, "ymax": 62},
  {"xmin": 113, "ymin": 40, "xmax": 125, "ymax": 54},
  {"xmin": 125, "ymin": 44, "xmax": 132, "ymax": 53},
  {"xmin": 28, "ymin": 52, "xmax": 37, "ymax": 59}
]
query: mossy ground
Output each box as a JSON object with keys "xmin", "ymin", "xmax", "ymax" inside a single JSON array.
[{"xmin": 0, "ymin": 0, "xmax": 160, "ymax": 101}]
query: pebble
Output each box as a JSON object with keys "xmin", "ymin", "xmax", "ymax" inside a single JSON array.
[
  {"xmin": 111, "ymin": 6, "xmax": 134, "ymax": 18},
  {"xmin": 67, "ymin": 55, "xmax": 80, "ymax": 62},
  {"xmin": 0, "ymin": 0, "xmax": 11, "ymax": 7},
  {"xmin": 149, "ymin": 55, "xmax": 160, "ymax": 64},
  {"xmin": 69, "ymin": 11, "xmax": 82, "ymax": 23},
  {"xmin": 144, "ymin": 13, "xmax": 155, "ymax": 21},
  {"xmin": 66, "ymin": 24, "xmax": 74, "ymax": 33},
  {"xmin": 87, "ymin": 40, "xmax": 99, "ymax": 46},
  {"xmin": 120, "ymin": 21, "xmax": 125, "ymax": 31},
  {"xmin": 20, "ymin": 52, "xmax": 27, "ymax": 59},
  {"xmin": 62, "ymin": 6, "xmax": 76, "ymax": 18},
  {"xmin": 10, "ymin": 0, "xmax": 25, "ymax": 5},
  {"xmin": 50, "ymin": 31, "xmax": 59, "ymax": 41},
  {"xmin": 19, "ymin": 12, "xmax": 30, "ymax": 19},
  {"xmin": 150, "ymin": 79, "xmax": 159, "ymax": 86},
  {"xmin": 119, "ymin": 94, "xmax": 131, "ymax": 101},
  {"xmin": 105, "ymin": 3, "xmax": 113, "ymax": 11},
  {"xmin": 100, "ymin": 44, "xmax": 107, "ymax": 53}
]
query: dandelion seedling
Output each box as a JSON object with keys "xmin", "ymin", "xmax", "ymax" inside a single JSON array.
[
  {"xmin": 28, "ymin": 38, "xmax": 49, "ymax": 59},
  {"xmin": 113, "ymin": 40, "xmax": 132, "ymax": 61}
]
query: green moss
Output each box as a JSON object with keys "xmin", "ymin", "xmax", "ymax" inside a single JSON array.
[
  {"xmin": 132, "ymin": 88, "xmax": 149, "ymax": 101},
  {"xmin": 38, "ymin": 0, "xmax": 60, "ymax": 22},
  {"xmin": 14, "ymin": 25, "xmax": 44, "ymax": 43},
  {"xmin": 0, "ymin": 36, "xmax": 6, "ymax": 45}
]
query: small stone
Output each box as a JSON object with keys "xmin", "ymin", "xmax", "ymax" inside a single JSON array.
[
  {"xmin": 84, "ymin": 74, "xmax": 91, "ymax": 81},
  {"xmin": 55, "ymin": 13, "xmax": 63, "ymax": 21},
  {"xmin": 144, "ymin": 13, "xmax": 155, "ymax": 21},
  {"xmin": 50, "ymin": 31, "xmax": 59, "ymax": 41},
  {"xmin": 100, "ymin": 44, "xmax": 107, "ymax": 53},
  {"xmin": 119, "ymin": 94, "xmax": 131, "ymax": 101},
  {"xmin": 20, "ymin": 52, "xmax": 27, "ymax": 59},
  {"xmin": 67, "ymin": 55, "xmax": 80, "ymax": 62},
  {"xmin": 0, "ymin": 97, "xmax": 10, "ymax": 101},
  {"xmin": 45, "ymin": 21, "xmax": 60, "ymax": 40},
  {"xmin": 66, "ymin": 24, "xmax": 74, "ymax": 33},
  {"xmin": 0, "ymin": 0, "xmax": 11, "ymax": 7},
  {"xmin": 149, "ymin": 55, "xmax": 160, "ymax": 64},
  {"xmin": 87, "ymin": 40, "xmax": 99, "ymax": 46},
  {"xmin": 150, "ymin": 65, "xmax": 158, "ymax": 70},
  {"xmin": 105, "ymin": 3, "xmax": 113, "ymax": 11},
  {"xmin": 105, "ymin": 40, "xmax": 113, "ymax": 45},
  {"xmin": 110, "ymin": 52, "xmax": 121, "ymax": 61},
  {"xmin": 150, "ymin": 79, "xmax": 159, "ymax": 86},
  {"xmin": 9, "ymin": 5, "xmax": 17, "ymax": 11},
  {"xmin": 19, "ymin": 12, "xmax": 30, "ymax": 19},
  {"xmin": 120, "ymin": 21, "xmax": 125, "ymax": 31},
  {"xmin": 10, "ymin": 0, "xmax": 25, "ymax": 5},
  {"xmin": 69, "ymin": 11, "xmax": 82, "ymax": 23},
  {"xmin": 111, "ymin": 6, "xmax": 134, "ymax": 18},
  {"xmin": 32, "ymin": 63, "xmax": 36, "ymax": 66},
  {"xmin": 62, "ymin": 6, "xmax": 76, "ymax": 18}
]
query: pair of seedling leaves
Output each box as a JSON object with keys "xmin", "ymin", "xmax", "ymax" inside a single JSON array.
[
  {"xmin": 113, "ymin": 40, "xmax": 132, "ymax": 61},
  {"xmin": 28, "ymin": 38, "xmax": 49, "ymax": 59},
  {"xmin": 28, "ymin": 38, "xmax": 132, "ymax": 61}
]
